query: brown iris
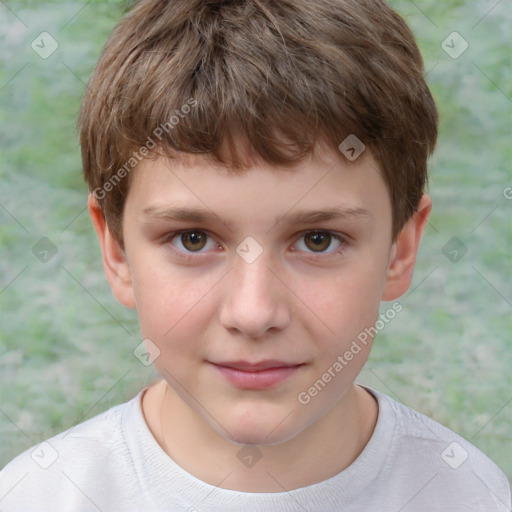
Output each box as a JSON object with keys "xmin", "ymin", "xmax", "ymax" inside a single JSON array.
[
  {"xmin": 304, "ymin": 232, "xmax": 332, "ymax": 252},
  {"xmin": 181, "ymin": 231, "xmax": 208, "ymax": 252}
]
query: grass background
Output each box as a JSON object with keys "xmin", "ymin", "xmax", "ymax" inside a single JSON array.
[{"xmin": 1, "ymin": 0, "xmax": 511, "ymax": 484}]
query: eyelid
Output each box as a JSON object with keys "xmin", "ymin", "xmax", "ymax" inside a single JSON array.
[
  {"xmin": 163, "ymin": 229, "xmax": 219, "ymax": 257},
  {"xmin": 163, "ymin": 228, "xmax": 350, "ymax": 259},
  {"xmin": 293, "ymin": 230, "xmax": 348, "ymax": 256}
]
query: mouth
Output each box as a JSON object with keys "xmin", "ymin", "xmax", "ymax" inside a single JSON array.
[{"xmin": 208, "ymin": 360, "xmax": 305, "ymax": 390}]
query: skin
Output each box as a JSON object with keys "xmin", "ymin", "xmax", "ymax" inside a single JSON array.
[{"xmin": 88, "ymin": 142, "xmax": 431, "ymax": 492}]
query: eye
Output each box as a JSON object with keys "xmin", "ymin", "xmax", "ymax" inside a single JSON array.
[
  {"xmin": 294, "ymin": 231, "xmax": 344, "ymax": 254},
  {"xmin": 169, "ymin": 230, "xmax": 217, "ymax": 253},
  {"xmin": 163, "ymin": 229, "xmax": 348, "ymax": 260}
]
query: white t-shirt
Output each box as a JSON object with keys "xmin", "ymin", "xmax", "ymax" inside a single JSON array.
[{"xmin": 0, "ymin": 385, "xmax": 510, "ymax": 511}]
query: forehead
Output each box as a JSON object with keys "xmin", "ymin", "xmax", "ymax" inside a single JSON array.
[{"xmin": 125, "ymin": 145, "xmax": 391, "ymax": 231}]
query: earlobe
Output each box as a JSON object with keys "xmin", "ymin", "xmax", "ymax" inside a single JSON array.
[
  {"xmin": 87, "ymin": 194, "xmax": 136, "ymax": 308},
  {"xmin": 382, "ymin": 194, "xmax": 432, "ymax": 301}
]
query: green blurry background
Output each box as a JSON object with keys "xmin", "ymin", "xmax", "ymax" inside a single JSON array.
[{"xmin": 1, "ymin": 0, "xmax": 511, "ymax": 483}]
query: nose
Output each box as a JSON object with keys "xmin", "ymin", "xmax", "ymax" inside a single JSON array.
[{"xmin": 219, "ymin": 252, "xmax": 291, "ymax": 339}]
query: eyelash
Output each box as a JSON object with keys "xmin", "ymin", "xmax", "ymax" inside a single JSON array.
[{"xmin": 161, "ymin": 229, "xmax": 350, "ymax": 262}]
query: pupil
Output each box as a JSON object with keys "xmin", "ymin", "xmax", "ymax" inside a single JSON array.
[{"xmin": 189, "ymin": 233, "xmax": 201, "ymax": 244}]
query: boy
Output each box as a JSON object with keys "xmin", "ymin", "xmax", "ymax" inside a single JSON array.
[{"xmin": 1, "ymin": 0, "xmax": 510, "ymax": 510}]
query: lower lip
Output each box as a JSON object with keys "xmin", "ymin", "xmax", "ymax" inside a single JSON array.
[{"xmin": 210, "ymin": 364, "xmax": 303, "ymax": 389}]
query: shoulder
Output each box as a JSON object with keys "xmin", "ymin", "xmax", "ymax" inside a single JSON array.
[
  {"xmin": 0, "ymin": 394, "xmax": 142, "ymax": 511},
  {"xmin": 367, "ymin": 386, "xmax": 511, "ymax": 510}
]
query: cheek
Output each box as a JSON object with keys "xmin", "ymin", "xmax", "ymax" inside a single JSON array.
[
  {"xmin": 297, "ymin": 260, "xmax": 385, "ymax": 335},
  {"xmin": 131, "ymin": 261, "xmax": 220, "ymax": 354},
  {"xmin": 125, "ymin": 245, "xmax": 239, "ymax": 376}
]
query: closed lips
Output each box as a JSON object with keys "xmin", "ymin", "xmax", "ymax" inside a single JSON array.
[{"xmin": 211, "ymin": 361, "xmax": 304, "ymax": 371}]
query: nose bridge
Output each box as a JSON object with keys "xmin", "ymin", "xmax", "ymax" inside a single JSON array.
[
  {"xmin": 233, "ymin": 234, "xmax": 277, "ymax": 294},
  {"xmin": 236, "ymin": 254, "xmax": 274, "ymax": 294},
  {"xmin": 220, "ymin": 246, "xmax": 289, "ymax": 337},
  {"xmin": 233, "ymin": 246, "xmax": 281, "ymax": 306}
]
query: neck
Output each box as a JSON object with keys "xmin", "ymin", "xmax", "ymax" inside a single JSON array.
[{"xmin": 142, "ymin": 379, "xmax": 378, "ymax": 492}]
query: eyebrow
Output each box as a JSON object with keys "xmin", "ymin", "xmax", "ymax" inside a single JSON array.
[{"xmin": 141, "ymin": 204, "xmax": 372, "ymax": 230}]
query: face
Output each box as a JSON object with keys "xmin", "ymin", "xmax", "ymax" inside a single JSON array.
[{"xmin": 107, "ymin": 145, "xmax": 403, "ymax": 446}]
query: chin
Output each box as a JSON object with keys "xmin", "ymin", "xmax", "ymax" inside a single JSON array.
[
  {"xmin": 212, "ymin": 409, "xmax": 304, "ymax": 447},
  {"xmin": 227, "ymin": 428, "xmax": 297, "ymax": 447}
]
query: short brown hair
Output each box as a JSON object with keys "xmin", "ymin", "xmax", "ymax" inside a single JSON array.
[{"xmin": 78, "ymin": 0, "xmax": 438, "ymax": 244}]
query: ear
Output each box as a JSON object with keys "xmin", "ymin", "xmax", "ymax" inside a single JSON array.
[
  {"xmin": 87, "ymin": 194, "xmax": 136, "ymax": 308},
  {"xmin": 382, "ymin": 194, "xmax": 432, "ymax": 301}
]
